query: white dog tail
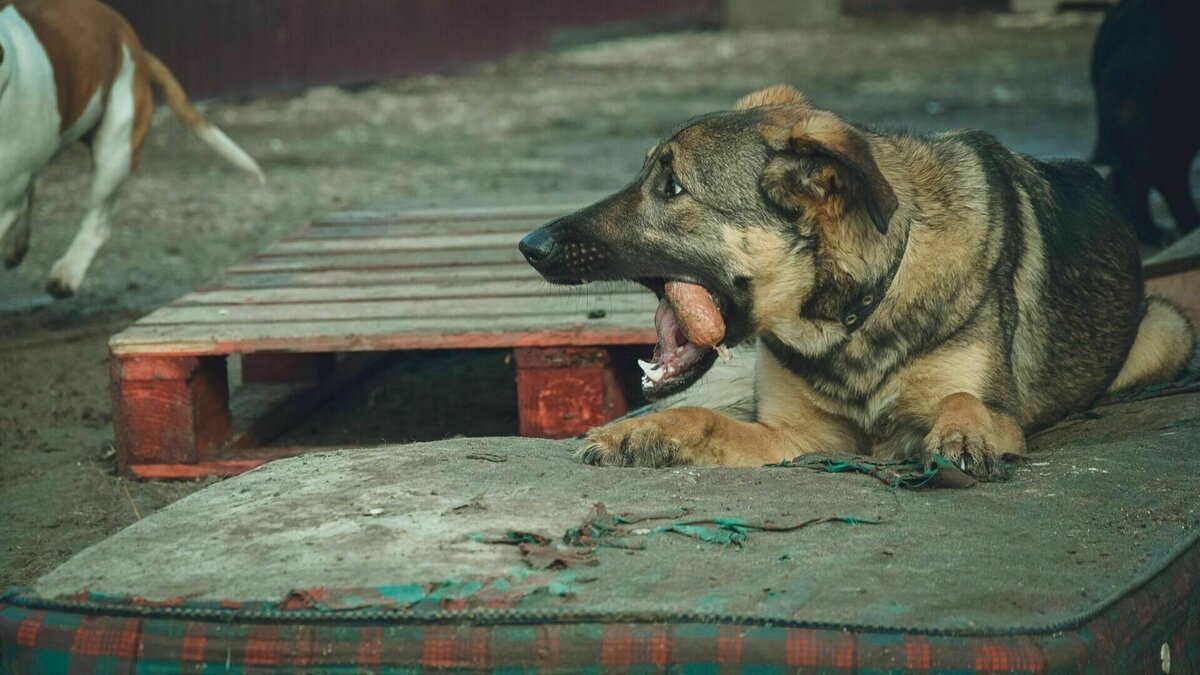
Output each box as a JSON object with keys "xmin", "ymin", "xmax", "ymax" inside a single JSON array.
[{"xmin": 142, "ymin": 52, "xmax": 265, "ymax": 183}]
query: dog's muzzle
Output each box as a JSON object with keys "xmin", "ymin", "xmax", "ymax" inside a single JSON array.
[{"xmin": 519, "ymin": 217, "xmax": 612, "ymax": 284}]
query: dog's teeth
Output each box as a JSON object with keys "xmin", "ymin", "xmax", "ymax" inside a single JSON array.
[
  {"xmin": 637, "ymin": 358, "xmax": 666, "ymax": 384},
  {"xmin": 637, "ymin": 359, "xmax": 663, "ymax": 383},
  {"xmin": 641, "ymin": 375, "xmax": 652, "ymax": 388},
  {"xmin": 717, "ymin": 345, "xmax": 732, "ymax": 362}
]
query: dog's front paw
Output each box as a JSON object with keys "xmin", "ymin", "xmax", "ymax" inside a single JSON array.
[
  {"xmin": 3, "ymin": 241, "xmax": 28, "ymax": 269},
  {"xmin": 577, "ymin": 416, "xmax": 685, "ymax": 467},
  {"xmin": 924, "ymin": 423, "xmax": 1004, "ymax": 480},
  {"xmin": 923, "ymin": 392, "xmax": 1021, "ymax": 481},
  {"xmin": 45, "ymin": 266, "xmax": 81, "ymax": 298}
]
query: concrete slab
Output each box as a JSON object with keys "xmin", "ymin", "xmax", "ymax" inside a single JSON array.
[{"xmin": 33, "ymin": 392, "xmax": 1200, "ymax": 633}]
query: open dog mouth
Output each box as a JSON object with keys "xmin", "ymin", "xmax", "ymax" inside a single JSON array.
[
  {"xmin": 516, "ymin": 224, "xmax": 736, "ymax": 398},
  {"xmin": 635, "ymin": 280, "xmax": 725, "ymax": 398}
]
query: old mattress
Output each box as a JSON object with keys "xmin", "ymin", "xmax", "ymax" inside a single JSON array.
[{"xmin": 2, "ymin": 389, "xmax": 1198, "ymax": 673}]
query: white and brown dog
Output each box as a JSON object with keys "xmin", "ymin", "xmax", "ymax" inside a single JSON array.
[{"xmin": 0, "ymin": 0, "xmax": 263, "ymax": 297}]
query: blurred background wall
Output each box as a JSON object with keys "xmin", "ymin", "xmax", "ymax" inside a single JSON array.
[
  {"xmin": 104, "ymin": 0, "xmax": 724, "ymax": 99},
  {"xmin": 105, "ymin": 0, "xmax": 1106, "ymax": 99}
]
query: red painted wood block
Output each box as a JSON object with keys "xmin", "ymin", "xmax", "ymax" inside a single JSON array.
[
  {"xmin": 514, "ymin": 347, "xmax": 627, "ymax": 439},
  {"xmin": 111, "ymin": 355, "xmax": 232, "ymax": 469}
]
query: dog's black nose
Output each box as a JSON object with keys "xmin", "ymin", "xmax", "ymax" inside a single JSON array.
[{"xmin": 519, "ymin": 227, "xmax": 557, "ymax": 264}]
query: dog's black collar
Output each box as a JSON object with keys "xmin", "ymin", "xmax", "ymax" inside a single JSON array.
[
  {"xmin": 841, "ymin": 277, "xmax": 886, "ymax": 334},
  {"xmin": 841, "ymin": 235, "xmax": 907, "ymax": 334}
]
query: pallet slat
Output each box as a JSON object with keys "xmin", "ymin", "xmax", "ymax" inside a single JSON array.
[
  {"xmin": 314, "ymin": 204, "xmax": 572, "ymax": 225},
  {"xmin": 262, "ymin": 232, "xmax": 523, "ymax": 255},
  {"xmin": 111, "ymin": 318, "xmax": 657, "ymax": 355},
  {"xmin": 292, "ymin": 219, "xmax": 546, "ymax": 239},
  {"xmin": 216, "ymin": 267, "xmax": 557, "ymax": 289},
  {"xmin": 233, "ymin": 249, "xmax": 526, "ymax": 271},
  {"xmin": 141, "ymin": 295, "xmax": 657, "ymax": 325},
  {"xmin": 180, "ymin": 281, "xmax": 646, "ymax": 305}
]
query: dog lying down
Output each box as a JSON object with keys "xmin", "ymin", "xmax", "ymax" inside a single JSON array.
[
  {"xmin": 520, "ymin": 84, "xmax": 1196, "ymax": 480},
  {"xmin": 0, "ymin": 0, "xmax": 263, "ymax": 298}
]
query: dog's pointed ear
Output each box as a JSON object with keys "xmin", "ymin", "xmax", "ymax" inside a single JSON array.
[
  {"xmin": 760, "ymin": 113, "xmax": 897, "ymax": 235},
  {"xmin": 734, "ymin": 84, "xmax": 810, "ymax": 111}
]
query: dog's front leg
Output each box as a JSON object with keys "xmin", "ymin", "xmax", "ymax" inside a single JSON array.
[
  {"xmin": 46, "ymin": 70, "xmax": 136, "ymax": 298},
  {"xmin": 922, "ymin": 392, "xmax": 1026, "ymax": 480},
  {"xmin": 578, "ymin": 407, "xmax": 845, "ymax": 467}
]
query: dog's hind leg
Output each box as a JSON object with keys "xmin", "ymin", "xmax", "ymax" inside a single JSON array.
[
  {"xmin": 2, "ymin": 183, "xmax": 35, "ymax": 269},
  {"xmin": 46, "ymin": 48, "xmax": 139, "ymax": 298},
  {"xmin": 1, "ymin": 180, "xmax": 34, "ymax": 269},
  {"xmin": 1153, "ymin": 161, "xmax": 1200, "ymax": 236},
  {"xmin": 1110, "ymin": 167, "xmax": 1162, "ymax": 245},
  {"xmin": 1107, "ymin": 297, "xmax": 1196, "ymax": 393}
]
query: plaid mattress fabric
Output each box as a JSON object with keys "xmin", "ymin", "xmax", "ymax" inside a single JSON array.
[{"xmin": 2, "ymin": 533, "xmax": 1197, "ymax": 674}]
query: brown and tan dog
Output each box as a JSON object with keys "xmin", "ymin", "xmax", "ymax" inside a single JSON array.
[
  {"xmin": 1, "ymin": 0, "xmax": 263, "ymax": 297},
  {"xmin": 519, "ymin": 85, "xmax": 1196, "ymax": 479}
]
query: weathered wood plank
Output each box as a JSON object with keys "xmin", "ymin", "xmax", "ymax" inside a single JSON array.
[
  {"xmin": 180, "ymin": 281, "xmax": 645, "ymax": 305},
  {"xmin": 262, "ymin": 232, "xmax": 522, "ymax": 255},
  {"xmin": 289, "ymin": 219, "xmax": 542, "ymax": 239},
  {"xmin": 141, "ymin": 295, "xmax": 657, "ymax": 325},
  {"xmin": 125, "ymin": 451, "xmax": 310, "ymax": 480},
  {"xmin": 231, "ymin": 249, "xmax": 525, "ymax": 271},
  {"xmin": 214, "ymin": 266, "xmax": 550, "ymax": 289},
  {"xmin": 111, "ymin": 319, "xmax": 657, "ymax": 356},
  {"xmin": 314, "ymin": 204, "xmax": 572, "ymax": 225}
]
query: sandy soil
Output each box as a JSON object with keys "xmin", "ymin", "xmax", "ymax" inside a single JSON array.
[{"xmin": 0, "ymin": 12, "xmax": 1118, "ymax": 587}]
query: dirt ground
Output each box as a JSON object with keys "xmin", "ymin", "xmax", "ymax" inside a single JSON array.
[{"xmin": 0, "ymin": 11, "xmax": 1138, "ymax": 588}]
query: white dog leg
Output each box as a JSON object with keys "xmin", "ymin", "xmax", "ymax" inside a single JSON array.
[{"xmin": 46, "ymin": 48, "xmax": 135, "ymax": 298}]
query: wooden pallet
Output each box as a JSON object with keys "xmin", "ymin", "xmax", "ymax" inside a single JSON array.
[{"xmin": 109, "ymin": 205, "xmax": 657, "ymax": 479}]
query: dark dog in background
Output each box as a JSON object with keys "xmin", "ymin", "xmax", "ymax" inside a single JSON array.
[{"xmin": 1092, "ymin": 0, "xmax": 1199, "ymax": 246}]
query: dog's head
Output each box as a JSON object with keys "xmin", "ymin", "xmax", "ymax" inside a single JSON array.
[{"xmin": 520, "ymin": 85, "xmax": 898, "ymax": 398}]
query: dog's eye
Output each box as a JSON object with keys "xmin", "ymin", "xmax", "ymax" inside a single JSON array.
[{"xmin": 663, "ymin": 172, "xmax": 685, "ymax": 199}]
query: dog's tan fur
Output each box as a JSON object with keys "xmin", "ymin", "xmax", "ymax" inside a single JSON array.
[
  {"xmin": 16, "ymin": 0, "xmax": 127, "ymax": 133},
  {"xmin": 522, "ymin": 85, "xmax": 1196, "ymax": 479}
]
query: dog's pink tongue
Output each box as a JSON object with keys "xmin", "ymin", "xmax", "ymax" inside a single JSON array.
[{"xmin": 654, "ymin": 298, "xmax": 684, "ymax": 351}]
